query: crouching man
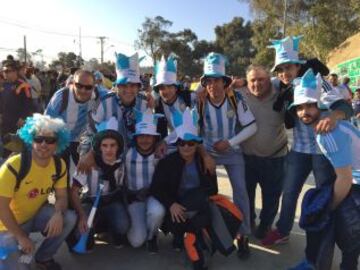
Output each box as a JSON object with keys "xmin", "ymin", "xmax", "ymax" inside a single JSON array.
[
  {"xmin": 0, "ymin": 114, "xmax": 76, "ymax": 270},
  {"xmin": 289, "ymin": 69, "xmax": 360, "ymax": 270},
  {"xmin": 151, "ymin": 108, "xmax": 218, "ymax": 270},
  {"xmin": 125, "ymin": 109, "xmax": 165, "ymax": 253},
  {"xmin": 70, "ymin": 117, "xmax": 129, "ymax": 251}
]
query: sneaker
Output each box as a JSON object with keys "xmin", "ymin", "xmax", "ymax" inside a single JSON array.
[
  {"xmin": 113, "ymin": 234, "xmax": 126, "ymax": 249},
  {"xmin": 254, "ymin": 224, "xmax": 270, "ymax": 240},
  {"xmin": 261, "ymin": 229, "xmax": 289, "ymax": 246},
  {"xmin": 147, "ymin": 236, "xmax": 159, "ymax": 254},
  {"xmin": 36, "ymin": 259, "xmax": 62, "ymax": 270},
  {"xmin": 288, "ymin": 259, "xmax": 315, "ymax": 270},
  {"xmin": 237, "ymin": 236, "xmax": 250, "ymax": 260}
]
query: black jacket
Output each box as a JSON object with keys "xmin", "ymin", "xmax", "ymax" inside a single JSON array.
[{"xmin": 150, "ymin": 151, "xmax": 218, "ymax": 209}]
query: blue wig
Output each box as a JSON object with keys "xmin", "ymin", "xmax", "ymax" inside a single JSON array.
[{"xmin": 17, "ymin": 114, "xmax": 70, "ymax": 154}]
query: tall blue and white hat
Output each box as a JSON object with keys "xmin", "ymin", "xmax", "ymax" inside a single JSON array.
[
  {"xmin": 153, "ymin": 55, "xmax": 178, "ymax": 91},
  {"xmin": 269, "ymin": 36, "xmax": 306, "ymax": 72},
  {"xmin": 114, "ymin": 52, "xmax": 141, "ymax": 85},
  {"xmin": 92, "ymin": 116, "xmax": 124, "ymax": 154},
  {"xmin": 94, "ymin": 70, "xmax": 104, "ymax": 81},
  {"xmin": 134, "ymin": 108, "xmax": 162, "ymax": 136},
  {"xmin": 200, "ymin": 52, "xmax": 232, "ymax": 88},
  {"xmin": 171, "ymin": 107, "xmax": 202, "ymax": 143},
  {"xmin": 289, "ymin": 69, "xmax": 322, "ymax": 109}
]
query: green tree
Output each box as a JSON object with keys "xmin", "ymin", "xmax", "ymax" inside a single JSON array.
[
  {"xmin": 214, "ymin": 17, "xmax": 255, "ymax": 76},
  {"xmin": 242, "ymin": 0, "xmax": 360, "ymax": 63},
  {"xmin": 50, "ymin": 52, "xmax": 82, "ymax": 69},
  {"xmin": 135, "ymin": 16, "xmax": 172, "ymax": 66}
]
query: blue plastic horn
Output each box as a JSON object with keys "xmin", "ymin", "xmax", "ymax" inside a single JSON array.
[
  {"xmin": 0, "ymin": 246, "xmax": 18, "ymax": 260},
  {"xmin": 72, "ymin": 183, "xmax": 104, "ymax": 254}
]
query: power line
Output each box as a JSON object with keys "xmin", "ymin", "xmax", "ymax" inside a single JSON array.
[{"xmin": 0, "ymin": 18, "xmax": 98, "ymax": 39}]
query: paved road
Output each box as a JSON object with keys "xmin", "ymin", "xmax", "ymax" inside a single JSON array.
[{"xmin": 36, "ymin": 167, "xmax": 340, "ymax": 270}]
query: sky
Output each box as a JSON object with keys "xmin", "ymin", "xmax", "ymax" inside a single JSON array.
[{"xmin": 0, "ymin": 0, "xmax": 252, "ymax": 66}]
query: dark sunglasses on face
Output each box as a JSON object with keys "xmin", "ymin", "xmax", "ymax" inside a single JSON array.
[
  {"xmin": 75, "ymin": 82, "xmax": 94, "ymax": 91},
  {"xmin": 3, "ymin": 69, "xmax": 15, "ymax": 73},
  {"xmin": 177, "ymin": 140, "xmax": 197, "ymax": 147},
  {"xmin": 33, "ymin": 136, "xmax": 58, "ymax": 144}
]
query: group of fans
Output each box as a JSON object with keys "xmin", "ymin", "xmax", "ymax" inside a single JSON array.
[{"xmin": 0, "ymin": 35, "xmax": 359, "ymax": 270}]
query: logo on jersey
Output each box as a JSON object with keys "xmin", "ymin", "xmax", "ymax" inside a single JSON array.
[
  {"xmin": 27, "ymin": 188, "xmax": 39, "ymax": 199},
  {"xmin": 227, "ymin": 110, "xmax": 235, "ymax": 118}
]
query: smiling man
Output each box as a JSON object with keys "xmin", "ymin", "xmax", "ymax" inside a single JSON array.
[
  {"xmin": 77, "ymin": 53, "xmax": 153, "ymax": 173},
  {"xmin": 288, "ymin": 69, "xmax": 360, "ymax": 270},
  {"xmin": 0, "ymin": 114, "xmax": 76, "ymax": 270},
  {"xmin": 45, "ymin": 69, "xmax": 107, "ymax": 174},
  {"xmin": 198, "ymin": 52, "xmax": 257, "ymax": 259}
]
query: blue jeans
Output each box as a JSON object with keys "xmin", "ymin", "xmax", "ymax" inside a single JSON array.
[
  {"xmin": 127, "ymin": 197, "xmax": 165, "ymax": 247},
  {"xmin": 276, "ymin": 150, "xmax": 336, "ymax": 235},
  {"xmin": 0, "ymin": 204, "xmax": 76, "ymax": 270},
  {"xmin": 244, "ymin": 154, "xmax": 285, "ymax": 228},
  {"xmin": 89, "ymin": 201, "xmax": 129, "ymax": 237},
  {"xmin": 209, "ymin": 149, "xmax": 250, "ymax": 235}
]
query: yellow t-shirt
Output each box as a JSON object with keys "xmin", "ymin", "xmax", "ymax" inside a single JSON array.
[{"xmin": 0, "ymin": 154, "xmax": 67, "ymax": 231}]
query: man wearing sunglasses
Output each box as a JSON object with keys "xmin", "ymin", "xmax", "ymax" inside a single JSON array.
[
  {"xmin": 0, "ymin": 114, "xmax": 76, "ymax": 270},
  {"xmin": 45, "ymin": 69, "xmax": 107, "ymax": 176},
  {"xmin": 0, "ymin": 59, "xmax": 33, "ymax": 158}
]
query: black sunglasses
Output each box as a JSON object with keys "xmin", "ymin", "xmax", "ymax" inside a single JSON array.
[
  {"xmin": 75, "ymin": 82, "xmax": 94, "ymax": 91},
  {"xmin": 33, "ymin": 136, "xmax": 58, "ymax": 144},
  {"xmin": 3, "ymin": 69, "xmax": 15, "ymax": 73},
  {"xmin": 177, "ymin": 140, "xmax": 197, "ymax": 147}
]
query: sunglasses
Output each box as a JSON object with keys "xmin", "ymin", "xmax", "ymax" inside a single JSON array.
[
  {"xmin": 177, "ymin": 140, "xmax": 197, "ymax": 147},
  {"xmin": 75, "ymin": 82, "xmax": 94, "ymax": 91},
  {"xmin": 3, "ymin": 69, "xmax": 15, "ymax": 73},
  {"xmin": 33, "ymin": 136, "xmax": 58, "ymax": 144}
]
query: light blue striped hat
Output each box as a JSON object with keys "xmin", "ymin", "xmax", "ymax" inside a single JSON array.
[
  {"xmin": 269, "ymin": 36, "xmax": 306, "ymax": 72},
  {"xmin": 114, "ymin": 52, "xmax": 141, "ymax": 85}
]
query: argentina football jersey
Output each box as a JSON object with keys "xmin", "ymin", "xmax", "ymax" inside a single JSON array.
[
  {"xmin": 46, "ymin": 88, "xmax": 95, "ymax": 142},
  {"xmin": 316, "ymin": 121, "xmax": 360, "ymax": 185},
  {"xmin": 202, "ymin": 94, "xmax": 255, "ymax": 152},
  {"xmin": 93, "ymin": 93, "xmax": 148, "ymax": 146},
  {"xmin": 125, "ymin": 147, "xmax": 158, "ymax": 191}
]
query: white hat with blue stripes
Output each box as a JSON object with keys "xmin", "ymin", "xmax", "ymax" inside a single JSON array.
[
  {"xmin": 153, "ymin": 55, "xmax": 178, "ymax": 91},
  {"xmin": 269, "ymin": 36, "xmax": 306, "ymax": 72},
  {"xmin": 171, "ymin": 107, "xmax": 202, "ymax": 143},
  {"xmin": 289, "ymin": 69, "xmax": 322, "ymax": 109},
  {"xmin": 114, "ymin": 52, "xmax": 141, "ymax": 85},
  {"xmin": 134, "ymin": 109, "xmax": 162, "ymax": 136},
  {"xmin": 200, "ymin": 52, "xmax": 232, "ymax": 87}
]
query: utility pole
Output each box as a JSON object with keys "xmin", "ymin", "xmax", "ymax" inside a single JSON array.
[
  {"xmin": 24, "ymin": 35, "xmax": 27, "ymax": 63},
  {"xmin": 97, "ymin": 36, "xmax": 107, "ymax": 64},
  {"xmin": 79, "ymin": 27, "xmax": 82, "ymax": 59},
  {"xmin": 282, "ymin": 0, "xmax": 288, "ymax": 37}
]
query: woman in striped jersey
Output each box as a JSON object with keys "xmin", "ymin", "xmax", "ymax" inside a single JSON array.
[
  {"xmin": 125, "ymin": 109, "xmax": 165, "ymax": 253},
  {"xmin": 69, "ymin": 117, "xmax": 129, "ymax": 251}
]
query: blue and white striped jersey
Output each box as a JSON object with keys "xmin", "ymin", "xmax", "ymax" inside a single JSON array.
[
  {"xmin": 73, "ymin": 164, "xmax": 125, "ymax": 198},
  {"xmin": 125, "ymin": 147, "xmax": 158, "ymax": 191},
  {"xmin": 92, "ymin": 93, "xmax": 148, "ymax": 146},
  {"xmin": 316, "ymin": 121, "xmax": 360, "ymax": 185},
  {"xmin": 201, "ymin": 93, "xmax": 255, "ymax": 151},
  {"xmin": 45, "ymin": 88, "xmax": 98, "ymax": 142},
  {"xmin": 161, "ymin": 93, "xmax": 197, "ymax": 131}
]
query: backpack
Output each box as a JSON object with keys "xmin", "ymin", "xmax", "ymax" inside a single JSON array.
[
  {"xmin": 59, "ymin": 86, "xmax": 100, "ymax": 114},
  {"xmin": 198, "ymin": 89, "xmax": 242, "ymax": 133},
  {"xmin": 6, "ymin": 150, "xmax": 64, "ymax": 192}
]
